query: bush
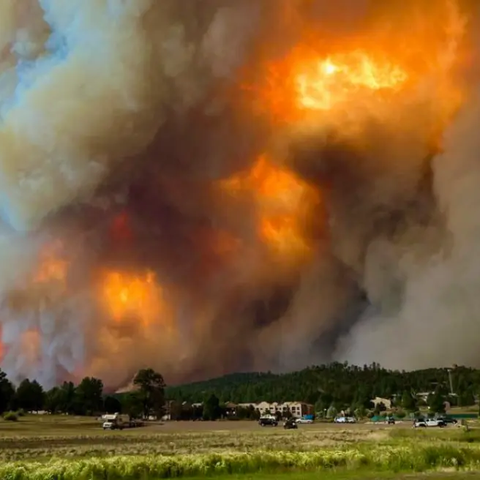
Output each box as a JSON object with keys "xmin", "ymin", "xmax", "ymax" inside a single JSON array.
[
  {"xmin": 16, "ymin": 409, "xmax": 25, "ymax": 417},
  {"xmin": 3, "ymin": 411, "xmax": 18, "ymax": 422},
  {"xmin": 354, "ymin": 407, "xmax": 366, "ymax": 419}
]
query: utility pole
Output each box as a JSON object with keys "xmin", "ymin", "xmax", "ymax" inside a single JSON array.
[{"xmin": 447, "ymin": 368, "xmax": 454, "ymax": 396}]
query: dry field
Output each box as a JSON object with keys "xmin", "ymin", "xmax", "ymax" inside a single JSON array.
[{"xmin": 0, "ymin": 415, "xmax": 472, "ymax": 461}]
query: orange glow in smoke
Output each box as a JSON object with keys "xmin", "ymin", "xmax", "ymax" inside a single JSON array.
[
  {"xmin": 244, "ymin": 0, "xmax": 469, "ymax": 126},
  {"xmin": 34, "ymin": 241, "xmax": 68, "ymax": 284},
  {"xmin": 211, "ymin": 229, "xmax": 242, "ymax": 257},
  {"xmin": 220, "ymin": 155, "xmax": 319, "ymax": 258},
  {"xmin": 110, "ymin": 210, "xmax": 132, "ymax": 242},
  {"xmin": 100, "ymin": 270, "xmax": 167, "ymax": 328}
]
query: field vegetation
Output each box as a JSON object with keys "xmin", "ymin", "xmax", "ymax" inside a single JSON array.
[
  {"xmin": 2, "ymin": 416, "xmax": 480, "ymax": 479},
  {"xmin": 1, "ymin": 363, "xmax": 480, "ymax": 479}
]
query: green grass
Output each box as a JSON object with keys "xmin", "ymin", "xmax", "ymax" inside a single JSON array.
[
  {"xmin": 182, "ymin": 474, "xmax": 480, "ymax": 480},
  {"xmin": 3, "ymin": 445, "xmax": 480, "ymax": 479},
  {"xmin": 2, "ymin": 415, "xmax": 480, "ymax": 479}
]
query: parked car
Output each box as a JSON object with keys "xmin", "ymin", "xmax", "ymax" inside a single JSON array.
[
  {"xmin": 296, "ymin": 417, "xmax": 314, "ymax": 424},
  {"xmin": 259, "ymin": 415, "xmax": 278, "ymax": 427},
  {"xmin": 334, "ymin": 416, "xmax": 356, "ymax": 423},
  {"xmin": 385, "ymin": 416, "xmax": 395, "ymax": 425},
  {"xmin": 437, "ymin": 416, "xmax": 458, "ymax": 425},
  {"xmin": 283, "ymin": 418, "xmax": 298, "ymax": 429},
  {"xmin": 414, "ymin": 418, "xmax": 446, "ymax": 428}
]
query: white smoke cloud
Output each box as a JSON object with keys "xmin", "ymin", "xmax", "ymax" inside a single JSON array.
[
  {"xmin": 0, "ymin": 0, "xmax": 264, "ymax": 387},
  {"xmin": 335, "ymin": 90, "xmax": 480, "ymax": 369}
]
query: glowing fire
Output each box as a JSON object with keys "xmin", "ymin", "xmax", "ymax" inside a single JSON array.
[
  {"xmin": 295, "ymin": 51, "xmax": 408, "ymax": 111},
  {"xmin": 220, "ymin": 155, "xmax": 319, "ymax": 257},
  {"xmin": 100, "ymin": 270, "xmax": 167, "ymax": 327},
  {"xmin": 252, "ymin": 47, "xmax": 409, "ymax": 123},
  {"xmin": 260, "ymin": 216, "xmax": 311, "ymax": 255}
]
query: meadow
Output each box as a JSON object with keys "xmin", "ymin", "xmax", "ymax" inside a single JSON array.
[{"xmin": 1, "ymin": 416, "xmax": 480, "ymax": 479}]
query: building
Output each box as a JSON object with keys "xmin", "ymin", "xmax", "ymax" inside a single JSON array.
[
  {"xmin": 237, "ymin": 401, "xmax": 314, "ymax": 418},
  {"xmin": 371, "ymin": 397, "xmax": 392, "ymax": 409}
]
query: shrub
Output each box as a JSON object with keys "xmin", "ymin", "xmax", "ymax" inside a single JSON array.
[
  {"xmin": 3, "ymin": 411, "xmax": 18, "ymax": 422},
  {"xmin": 16, "ymin": 409, "xmax": 26, "ymax": 417}
]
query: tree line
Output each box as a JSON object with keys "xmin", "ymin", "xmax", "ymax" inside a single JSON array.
[
  {"xmin": 166, "ymin": 363, "xmax": 480, "ymax": 416},
  {"xmin": 1, "ymin": 363, "xmax": 479, "ymax": 420},
  {"xmin": 0, "ymin": 368, "xmax": 167, "ymax": 419}
]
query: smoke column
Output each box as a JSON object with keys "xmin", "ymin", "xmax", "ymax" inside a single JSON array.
[{"xmin": 0, "ymin": 0, "xmax": 478, "ymax": 389}]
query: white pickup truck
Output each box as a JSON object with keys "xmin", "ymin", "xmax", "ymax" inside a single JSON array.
[{"xmin": 414, "ymin": 418, "xmax": 446, "ymax": 428}]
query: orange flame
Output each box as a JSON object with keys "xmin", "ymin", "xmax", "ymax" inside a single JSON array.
[
  {"xmin": 252, "ymin": 47, "xmax": 409, "ymax": 123},
  {"xmin": 100, "ymin": 270, "xmax": 167, "ymax": 328},
  {"xmin": 243, "ymin": 0, "xmax": 469, "ymax": 126},
  {"xmin": 220, "ymin": 155, "xmax": 319, "ymax": 258},
  {"xmin": 295, "ymin": 51, "xmax": 408, "ymax": 111}
]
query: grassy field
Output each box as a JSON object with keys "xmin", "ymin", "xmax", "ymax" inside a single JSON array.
[
  {"xmin": 183, "ymin": 474, "xmax": 480, "ymax": 480},
  {"xmin": 1, "ymin": 415, "xmax": 480, "ymax": 479}
]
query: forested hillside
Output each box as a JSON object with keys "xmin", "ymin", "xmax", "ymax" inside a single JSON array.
[{"xmin": 166, "ymin": 363, "xmax": 480, "ymax": 410}]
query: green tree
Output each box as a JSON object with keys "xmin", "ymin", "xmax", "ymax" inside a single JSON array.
[
  {"xmin": 353, "ymin": 386, "xmax": 373, "ymax": 410},
  {"xmin": 427, "ymin": 391, "xmax": 445, "ymax": 414},
  {"xmin": 15, "ymin": 379, "xmax": 44, "ymax": 412},
  {"xmin": 133, "ymin": 368, "xmax": 166, "ymax": 418},
  {"xmin": 354, "ymin": 406, "xmax": 367, "ymax": 419},
  {"xmin": 121, "ymin": 392, "xmax": 144, "ymax": 418},
  {"xmin": 45, "ymin": 382, "xmax": 77, "ymax": 414},
  {"xmin": 59, "ymin": 381, "xmax": 77, "ymax": 414},
  {"xmin": 458, "ymin": 391, "xmax": 475, "ymax": 407},
  {"xmin": 74, "ymin": 377, "xmax": 104, "ymax": 415},
  {"xmin": 0, "ymin": 370, "xmax": 14, "ymax": 413},
  {"xmin": 164, "ymin": 364, "xmax": 480, "ymax": 409},
  {"xmin": 203, "ymin": 394, "xmax": 221, "ymax": 421},
  {"xmin": 401, "ymin": 391, "xmax": 417, "ymax": 411},
  {"xmin": 45, "ymin": 387, "xmax": 62, "ymax": 413},
  {"xmin": 104, "ymin": 396, "xmax": 122, "ymax": 414}
]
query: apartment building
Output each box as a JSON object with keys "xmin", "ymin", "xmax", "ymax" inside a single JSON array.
[{"xmin": 237, "ymin": 401, "xmax": 314, "ymax": 418}]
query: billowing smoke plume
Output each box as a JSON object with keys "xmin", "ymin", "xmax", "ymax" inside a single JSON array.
[{"xmin": 0, "ymin": 0, "xmax": 479, "ymax": 389}]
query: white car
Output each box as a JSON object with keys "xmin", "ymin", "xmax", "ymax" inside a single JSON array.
[
  {"xmin": 334, "ymin": 416, "xmax": 356, "ymax": 423},
  {"xmin": 296, "ymin": 418, "xmax": 313, "ymax": 424},
  {"xmin": 414, "ymin": 418, "xmax": 446, "ymax": 428}
]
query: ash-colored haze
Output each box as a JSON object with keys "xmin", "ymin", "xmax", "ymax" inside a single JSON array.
[
  {"xmin": 0, "ymin": 0, "xmax": 479, "ymax": 388},
  {"xmin": 335, "ymin": 90, "xmax": 480, "ymax": 369}
]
